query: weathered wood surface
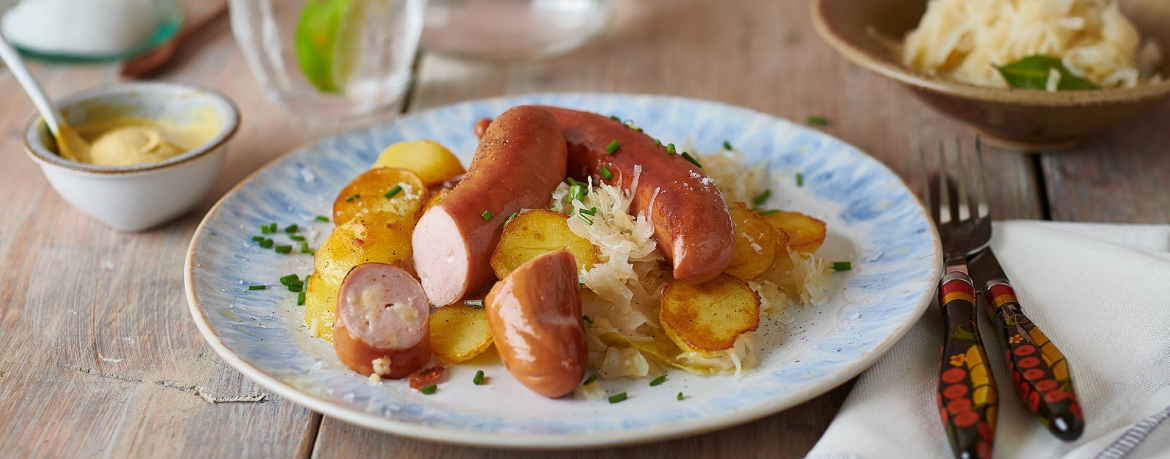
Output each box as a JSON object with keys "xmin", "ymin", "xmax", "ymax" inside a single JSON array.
[{"xmin": 0, "ymin": 0, "xmax": 1166, "ymax": 458}]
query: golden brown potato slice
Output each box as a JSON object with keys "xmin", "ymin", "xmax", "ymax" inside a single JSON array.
[
  {"xmin": 421, "ymin": 189, "xmax": 449, "ymax": 216},
  {"xmin": 724, "ymin": 202, "xmax": 779, "ymax": 280},
  {"xmin": 332, "ymin": 168, "xmax": 427, "ymax": 226},
  {"xmin": 660, "ymin": 274, "xmax": 760, "ymax": 352},
  {"xmin": 490, "ymin": 209, "xmax": 596, "ymax": 279},
  {"xmin": 429, "ymin": 304, "xmax": 494, "ymax": 363},
  {"xmin": 760, "ymin": 210, "xmax": 825, "ymax": 254},
  {"xmin": 372, "ymin": 140, "xmax": 466, "ymax": 186},
  {"xmin": 304, "ymin": 211, "xmax": 416, "ymax": 341},
  {"xmin": 302, "ymin": 274, "xmax": 337, "ymax": 341}
]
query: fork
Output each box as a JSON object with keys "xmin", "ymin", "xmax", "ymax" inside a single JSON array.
[{"xmin": 919, "ymin": 140, "xmax": 999, "ymax": 459}]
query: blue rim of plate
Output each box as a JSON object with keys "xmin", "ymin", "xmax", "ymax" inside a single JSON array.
[{"xmin": 185, "ymin": 93, "xmax": 942, "ymax": 448}]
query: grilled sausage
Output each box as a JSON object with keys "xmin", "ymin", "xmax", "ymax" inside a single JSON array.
[
  {"xmin": 333, "ymin": 263, "xmax": 432, "ymax": 379},
  {"xmin": 485, "ymin": 250, "xmax": 587, "ymax": 398},
  {"xmin": 538, "ymin": 106, "xmax": 734, "ymax": 284},
  {"xmin": 413, "ymin": 106, "xmax": 568, "ymax": 306}
]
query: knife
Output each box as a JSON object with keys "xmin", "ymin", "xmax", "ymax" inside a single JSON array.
[{"xmin": 969, "ymin": 249, "xmax": 1085, "ymax": 441}]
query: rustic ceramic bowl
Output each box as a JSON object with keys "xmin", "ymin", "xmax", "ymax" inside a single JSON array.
[
  {"xmin": 812, "ymin": 0, "xmax": 1170, "ymax": 151},
  {"xmin": 24, "ymin": 82, "xmax": 239, "ymax": 232}
]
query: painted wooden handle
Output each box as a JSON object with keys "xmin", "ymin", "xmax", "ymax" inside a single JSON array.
[
  {"xmin": 938, "ymin": 276, "xmax": 998, "ymax": 459},
  {"xmin": 984, "ymin": 282, "xmax": 1085, "ymax": 441}
]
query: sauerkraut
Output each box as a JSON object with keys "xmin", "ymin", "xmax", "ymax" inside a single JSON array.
[
  {"xmin": 901, "ymin": 0, "xmax": 1163, "ymax": 89},
  {"xmin": 549, "ymin": 149, "xmax": 832, "ymax": 379}
]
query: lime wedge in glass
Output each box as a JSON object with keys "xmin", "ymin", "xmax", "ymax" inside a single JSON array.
[{"xmin": 294, "ymin": 0, "xmax": 366, "ymax": 93}]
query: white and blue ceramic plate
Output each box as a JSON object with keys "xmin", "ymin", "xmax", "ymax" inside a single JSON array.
[{"xmin": 185, "ymin": 94, "xmax": 941, "ymax": 448}]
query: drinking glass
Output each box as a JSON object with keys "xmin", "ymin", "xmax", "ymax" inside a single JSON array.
[
  {"xmin": 229, "ymin": 0, "xmax": 426, "ymax": 118},
  {"xmin": 422, "ymin": 0, "xmax": 612, "ymax": 61}
]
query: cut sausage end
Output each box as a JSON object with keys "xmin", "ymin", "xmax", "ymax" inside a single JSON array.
[
  {"xmin": 334, "ymin": 263, "xmax": 432, "ymax": 379},
  {"xmin": 413, "ymin": 207, "xmax": 472, "ymax": 306}
]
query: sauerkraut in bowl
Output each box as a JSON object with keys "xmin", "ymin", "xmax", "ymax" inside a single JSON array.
[
  {"xmin": 547, "ymin": 147, "xmax": 834, "ymax": 385},
  {"xmin": 901, "ymin": 0, "xmax": 1164, "ymax": 91}
]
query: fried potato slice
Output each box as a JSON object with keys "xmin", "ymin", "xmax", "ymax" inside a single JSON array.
[
  {"xmin": 421, "ymin": 189, "xmax": 449, "ymax": 216},
  {"xmin": 303, "ymin": 274, "xmax": 337, "ymax": 341},
  {"xmin": 304, "ymin": 211, "xmax": 416, "ymax": 341},
  {"xmin": 760, "ymin": 210, "xmax": 825, "ymax": 254},
  {"xmin": 490, "ymin": 209, "xmax": 596, "ymax": 279},
  {"xmin": 724, "ymin": 202, "xmax": 779, "ymax": 280},
  {"xmin": 660, "ymin": 274, "xmax": 760, "ymax": 352},
  {"xmin": 332, "ymin": 168, "xmax": 427, "ymax": 226},
  {"xmin": 429, "ymin": 304, "xmax": 494, "ymax": 363},
  {"xmin": 372, "ymin": 140, "xmax": 466, "ymax": 186}
]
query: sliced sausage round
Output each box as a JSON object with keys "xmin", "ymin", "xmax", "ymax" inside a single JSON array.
[{"xmin": 333, "ymin": 262, "xmax": 432, "ymax": 379}]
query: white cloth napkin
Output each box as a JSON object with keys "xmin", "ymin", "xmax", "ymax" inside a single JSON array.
[{"xmin": 807, "ymin": 221, "xmax": 1170, "ymax": 459}]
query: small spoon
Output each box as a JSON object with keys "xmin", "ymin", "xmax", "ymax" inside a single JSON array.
[
  {"xmin": 0, "ymin": 33, "xmax": 89, "ymax": 161},
  {"xmin": 120, "ymin": 4, "xmax": 229, "ymax": 79}
]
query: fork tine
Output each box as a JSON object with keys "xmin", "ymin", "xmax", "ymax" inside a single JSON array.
[
  {"xmin": 917, "ymin": 145, "xmax": 935, "ymax": 222},
  {"xmin": 937, "ymin": 140, "xmax": 953, "ymax": 224},
  {"xmin": 954, "ymin": 138, "xmax": 970, "ymax": 221},
  {"xmin": 974, "ymin": 136, "xmax": 990, "ymax": 219}
]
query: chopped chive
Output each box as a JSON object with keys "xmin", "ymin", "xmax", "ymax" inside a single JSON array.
[
  {"xmin": 757, "ymin": 209, "xmax": 780, "ymax": 216},
  {"xmin": 344, "ymin": 194, "xmax": 360, "ymax": 202},
  {"xmin": 665, "ymin": 143, "xmax": 676, "ymax": 155},
  {"xmin": 505, "ymin": 211, "xmax": 520, "ymax": 225},
  {"xmin": 297, "ymin": 292, "xmax": 306, "ymax": 306},
  {"xmin": 723, "ymin": 140, "xmax": 733, "ymax": 151},
  {"xmin": 420, "ymin": 384, "xmax": 437, "ymax": 395},
  {"xmin": 583, "ymin": 315, "xmax": 594, "ymax": 325},
  {"xmin": 251, "ymin": 236, "xmax": 265, "ymax": 243},
  {"xmin": 464, "ymin": 299, "xmax": 484, "ymax": 309},
  {"xmin": 259, "ymin": 238, "xmax": 274, "ymax": 248},
  {"xmin": 608, "ymin": 392, "xmax": 628, "ymax": 403},
  {"xmin": 274, "ymin": 245, "xmax": 293, "ymax": 254},
  {"xmin": 269, "ymin": 223, "xmax": 278, "ymax": 233},
  {"xmin": 677, "ymin": 392, "xmax": 684, "ymax": 401},
  {"xmin": 655, "ymin": 139, "xmax": 662, "ymax": 146},
  {"xmin": 752, "ymin": 189, "xmax": 772, "ymax": 207},
  {"xmin": 681, "ymin": 151, "xmax": 703, "ymax": 168},
  {"xmin": 599, "ymin": 167, "xmax": 613, "ymax": 180},
  {"xmin": 583, "ymin": 374, "xmax": 597, "ymax": 385},
  {"xmin": 606, "ymin": 140, "xmax": 620, "ymax": 154},
  {"xmin": 609, "ymin": 115, "xmax": 621, "ymax": 122},
  {"xmin": 578, "ymin": 207, "xmax": 597, "ymax": 216},
  {"xmin": 289, "ymin": 284, "xmax": 303, "ymax": 293},
  {"xmin": 481, "ymin": 210, "xmax": 493, "ymax": 221},
  {"xmin": 623, "ymin": 121, "xmax": 643, "ymax": 132},
  {"xmin": 289, "ymin": 234, "xmax": 306, "ymax": 241},
  {"xmin": 300, "ymin": 242, "xmax": 312, "ymax": 254},
  {"xmin": 578, "ymin": 213, "xmax": 594, "ymax": 225},
  {"xmin": 796, "ymin": 172, "xmax": 804, "ymax": 187},
  {"xmin": 316, "ymin": 215, "xmax": 330, "ymax": 222},
  {"xmin": 305, "ymin": 274, "xmax": 310, "ymax": 283},
  {"xmin": 473, "ymin": 370, "xmax": 485, "ymax": 385},
  {"xmin": 650, "ymin": 375, "xmax": 667, "ymax": 386},
  {"xmin": 279, "ymin": 274, "xmax": 299, "ymax": 285},
  {"xmin": 260, "ymin": 225, "xmax": 272, "ymax": 235},
  {"xmin": 807, "ymin": 116, "xmax": 829, "ymax": 126},
  {"xmin": 832, "ymin": 261, "xmax": 853, "ymax": 271},
  {"xmin": 248, "ymin": 285, "xmax": 267, "ymax": 291},
  {"xmin": 383, "ymin": 185, "xmax": 403, "ymax": 199},
  {"xmin": 285, "ymin": 224, "xmax": 299, "ymax": 233}
]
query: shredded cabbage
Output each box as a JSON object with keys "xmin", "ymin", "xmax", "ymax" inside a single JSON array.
[
  {"xmin": 552, "ymin": 149, "xmax": 832, "ymax": 381},
  {"xmin": 901, "ymin": 0, "xmax": 1163, "ymax": 89}
]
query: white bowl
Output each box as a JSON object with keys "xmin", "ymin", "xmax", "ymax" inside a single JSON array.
[{"xmin": 23, "ymin": 82, "xmax": 239, "ymax": 232}]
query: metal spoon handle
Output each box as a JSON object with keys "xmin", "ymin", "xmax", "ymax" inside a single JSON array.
[{"xmin": 0, "ymin": 33, "xmax": 66, "ymax": 135}]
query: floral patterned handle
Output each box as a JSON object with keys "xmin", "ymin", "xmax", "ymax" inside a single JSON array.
[
  {"xmin": 983, "ymin": 281, "xmax": 1085, "ymax": 441},
  {"xmin": 937, "ymin": 273, "xmax": 998, "ymax": 459}
]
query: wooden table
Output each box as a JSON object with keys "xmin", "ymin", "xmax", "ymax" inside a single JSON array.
[{"xmin": 1, "ymin": 1, "xmax": 1167, "ymax": 457}]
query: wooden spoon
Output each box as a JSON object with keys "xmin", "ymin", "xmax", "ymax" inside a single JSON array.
[{"xmin": 120, "ymin": 3, "xmax": 229, "ymax": 79}]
